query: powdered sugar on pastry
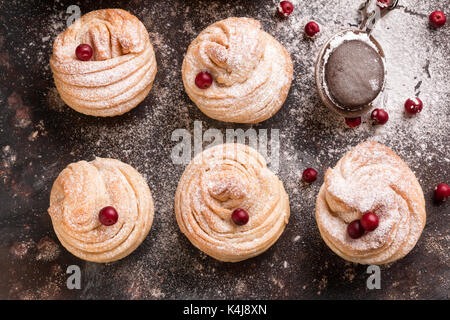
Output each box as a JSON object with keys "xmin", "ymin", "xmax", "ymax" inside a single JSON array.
[
  {"xmin": 182, "ymin": 17, "xmax": 293, "ymax": 123},
  {"xmin": 50, "ymin": 9, "xmax": 157, "ymax": 117},
  {"xmin": 48, "ymin": 157, "xmax": 155, "ymax": 263},
  {"xmin": 175, "ymin": 143, "xmax": 290, "ymax": 262},
  {"xmin": 315, "ymin": 141, "xmax": 426, "ymax": 265}
]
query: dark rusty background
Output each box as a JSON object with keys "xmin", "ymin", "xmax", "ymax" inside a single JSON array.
[{"xmin": 0, "ymin": 0, "xmax": 448, "ymax": 299}]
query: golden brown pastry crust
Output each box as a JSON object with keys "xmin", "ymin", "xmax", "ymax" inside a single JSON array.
[
  {"xmin": 315, "ymin": 141, "xmax": 426, "ymax": 265},
  {"xmin": 50, "ymin": 9, "xmax": 157, "ymax": 117},
  {"xmin": 48, "ymin": 158, "xmax": 154, "ymax": 263},
  {"xmin": 182, "ymin": 17, "xmax": 293, "ymax": 123},
  {"xmin": 175, "ymin": 143, "xmax": 290, "ymax": 262}
]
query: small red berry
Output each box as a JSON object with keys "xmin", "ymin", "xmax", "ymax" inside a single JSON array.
[
  {"xmin": 305, "ymin": 21, "xmax": 320, "ymax": 37},
  {"xmin": 434, "ymin": 183, "xmax": 450, "ymax": 201},
  {"xmin": 345, "ymin": 117, "xmax": 362, "ymax": 128},
  {"xmin": 404, "ymin": 97, "xmax": 423, "ymax": 114},
  {"xmin": 347, "ymin": 220, "xmax": 365, "ymax": 239},
  {"xmin": 361, "ymin": 212, "xmax": 379, "ymax": 231},
  {"xmin": 75, "ymin": 44, "xmax": 93, "ymax": 61},
  {"xmin": 277, "ymin": 1, "xmax": 294, "ymax": 18},
  {"xmin": 376, "ymin": 0, "xmax": 390, "ymax": 10},
  {"xmin": 232, "ymin": 208, "xmax": 249, "ymax": 226},
  {"xmin": 99, "ymin": 206, "xmax": 118, "ymax": 226},
  {"xmin": 195, "ymin": 71, "xmax": 213, "ymax": 89},
  {"xmin": 302, "ymin": 168, "xmax": 318, "ymax": 183},
  {"xmin": 371, "ymin": 108, "xmax": 389, "ymax": 125},
  {"xmin": 429, "ymin": 11, "xmax": 447, "ymax": 28}
]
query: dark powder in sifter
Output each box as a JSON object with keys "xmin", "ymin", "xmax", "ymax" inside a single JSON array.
[{"xmin": 325, "ymin": 40, "xmax": 385, "ymax": 110}]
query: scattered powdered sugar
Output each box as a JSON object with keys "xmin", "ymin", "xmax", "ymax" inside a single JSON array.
[
  {"xmin": 265, "ymin": 0, "xmax": 449, "ymax": 190},
  {"xmin": 36, "ymin": 236, "xmax": 61, "ymax": 261},
  {"xmin": 1, "ymin": 0, "xmax": 448, "ymax": 299}
]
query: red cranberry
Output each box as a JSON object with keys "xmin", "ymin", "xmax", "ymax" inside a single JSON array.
[
  {"xmin": 435, "ymin": 183, "xmax": 450, "ymax": 201},
  {"xmin": 195, "ymin": 71, "xmax": 213, "ymax": 89},
  {"xmin": 232, "ymin": 208, "xmax": 249, "ymax": 226},
  {"xmin": 277, "ymin": 1, "xmax": 294, "ymax": 18},
  {"xmin": 429, "ymin": 11, "xmax": 447, "ymax": 28},
  {"xmin": 345, "ymin": 117, "xmax": 362, "ymax": 128},
  {"xmin": 347, "ymin": 220, "xmax": 365, "ymax": 239},
  {"xmin": 404, "ymin": 97, "xmax": 423, "ymax": 114},
  {"xmin": 376, "ymin": 0, "xmax": 390, "ymax": 10},
  {"xmin": 302, "ymin": 168, "xmax": 318, "ymax": 183},
  {"xmin": 99, "ymin": 206, "xmax": 118, "ymax": 226},
  {"xmin": 371, "ymin": 108, "xmax": 389, "ymax": 125},
  {"xmin": 360, "ymin": 212, "xmax": 379, "ymax": 231},
  {"xmin": 305, "ymin": 21, "xmax": 320, "ymax": 37},
  {"xmin": 75, "ymin": 44, "xmax": 93, "ymax": 61}
]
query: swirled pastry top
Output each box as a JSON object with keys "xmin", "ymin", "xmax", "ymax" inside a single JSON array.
[
  {"xmin": 182, "ymin": 17, "xmax": 293, "ymax": 123},
  {"xmin": 48, "ymin": 158, "xmax": 154, "ymax": 263},
  {"xmin": 315, "ymin": 141, "xmax": 426, "ymax": 265},
  {"xmin": 175, "ymin": 143, "xmax": 290, "ymax": 262},
  {"xmin": 50, "ymin": 9, "xmax": 157, "ymax": 117}
]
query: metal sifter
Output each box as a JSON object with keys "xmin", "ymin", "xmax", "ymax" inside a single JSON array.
[{"xmin": 314, "ymin": 0, "xmax": 399, "ymax": 117}]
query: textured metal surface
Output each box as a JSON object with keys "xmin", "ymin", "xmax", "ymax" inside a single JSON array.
[{"xmin": 0, "ymin": 0, "xmax": 448, "ymax": 299}]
